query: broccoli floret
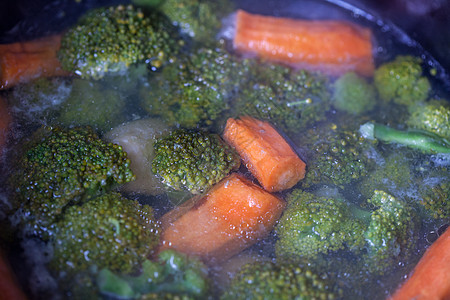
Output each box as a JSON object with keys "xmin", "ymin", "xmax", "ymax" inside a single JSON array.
[
  {"xmin": 158, "ymin": 0, "xmax": 234, "ymax": 44},
  {"xmin": 59, "ymin": 5, "xmax": 182, "ymax": 79},
  {"xmin": 374, "ymin": 56, "xmax": 430, "ymax": 106},
  {"xmin": 358, "ymin": 152, "xmax": 414, "ymax": 198},
  {"xmin": 417, "ymin": 166, "xmax": 450, "ymax": 220},
  {"xmin": 152, "ymin": 129, "xmax": 240, "ymax": 194},
  {"xmin": 407, "ymin": 99, "xmax": 450, "ymax": 139},
  {"xmin": 332, "ymin": 72, "xmax": 377, "ymax": 115},
  {"xmin": 275, "ymin": 190, "xmax": 367, "ymax": 260},
  {"xmin": 221, "ymin": 260, "xmax": 340, "ymax": 300},
  {"xmin": 49, "ymin": 192, "xmax": 160, "ymax": 276},
  {"xmin": 359, "ymin": 190, "xmax": 418, "ymax": 274},
  {"xmin": 10, "ymin": 126, "xmax": 135, "ymax": 236},
  {"xmin": 98, "ymin": 249, "xmax": 209, "ymax": 299},
  {"xmin": 275, "ymin": 189, "xmax": 418, "ymax": 275},
  {"xmin": 140, "ymin": 46, "xmax": 248, "ymax": 129},
  {"xmin": 231, "ymin": 63, "xmax": 331, "ymax": 135},
  {"xmin": 56, "ymin": 78, "xmax": 126, "ymax": 132},
  {"xmin": 300, "ymin": 128, "xmax": 376, "ymax": 188},
  {"xmin": 359, "ymin": 122, "xmax": 450, "ymax": 154}
]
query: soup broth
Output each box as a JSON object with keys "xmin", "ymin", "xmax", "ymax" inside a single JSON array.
[{"xmin": 0, "ymin": 0, "xmax": 449, "ymax": 299}]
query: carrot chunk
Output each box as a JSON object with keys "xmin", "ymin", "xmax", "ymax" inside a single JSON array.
[
  {"xmin": 0, "ymin": 96, "xmax": 11, "ymax": 151},
  {"xmin": 0, "ymin": 35, "xmax": 69, "ymax": 90},
  {"xmin": 389, "ymin": 226, "xmax": 450, "ymax": 300},
  {"xmin": 233, "ymin": 9, "xmax": 375, "ymax": 76},
  {"xmin": 223, "ymin": 116, "xmax": 306, "ymax": 192},
  {"xmin": 158, "ymin": 173, "xmax": 286, "ymax": 263}
]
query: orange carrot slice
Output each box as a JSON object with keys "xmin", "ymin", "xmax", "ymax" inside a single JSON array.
[
  {"xmin": 233, "ymin": 9, "xmax": 375, "ymax": 76},
  {"xmin": 0, "ymin": 96, "xmax": 11, "ymax": 151},
  {"xmin": 158, "ymin": 173, "xmax": 286, "ymax": 263},
  {"xmin": 0, "ymin": 249, "xmax": 27, "ymax": 300},
  {"xmin": 223, "ymin": 116, "xmax": 306, "ymax": 192},
  {"xmin": 389, "ymin": 226, "xmax": 450, "ymax": 300},
  {"xmin": 0, "ymin": 35, "xmax": 70, "ymax": 90}
]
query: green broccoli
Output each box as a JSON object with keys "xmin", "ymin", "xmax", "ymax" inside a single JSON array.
[
  {"xmin": 332, "ymin": 72, "xmax": 377, "ymax": 115},
  {"xmin": 407, "ymin": 99, "xmax": 450, "ymax": 139},
  {"xmin": 373, "ymin": 55, "xmax": 430, "ymax": 106},
  {"xmin": 49, "ymin": 192, "xmax": 160, "ymax": 276},
  {"xmin": 98, "ymin": 249, "xmax": 209, "ymax": 299},
  {"xmin": 275, "ymin": 189, "xmax": 418, "ymax": 275},
  {"xmin": 417, "ymin": 167, "xmax": 450, "ymax": 220},
  {"xmin": 221, "ymin": 260, "xmax": 340, "ymax": 300},
  {"xmin": 275, "ymin": 189, "xmax": 367, "ymax": 260},
  {"xmin": 157, "ymin": 0, "xmax": 234, "ymax": 44},
  {"xmin": 359, "ymin": 122, "xmax": 450, "ymax": 153},
  {"xmin": 231, "ymin": 63, "xmax": 331, "ymax": 135},
  {"xmin": 300, "ymin": 127, "xmax": 376, "ymax": 188},
  {"xmin": 140, "ymin": 46, "xmax": 248, "ymax": 129},
  {"xmin": 10, "ymin": 126, "xmax": 135, "ymax": 236},
  {"xmin": 56, "ymin": 78, "xmax": 127, "ymax": 132},
  {"xmin": 358, "ymin": 152, "xmax": 414, "ymax": 198},
  {"xmin": 152, "ymin": 129, "xmax": 240, "ymax": 195},
  {"xmin": 58, "ymin": 5, "xmax": 182, "ymax": 79},
  {"xmin": 359, "ymin": 190, "xmax": 418, "ymax": 274}
]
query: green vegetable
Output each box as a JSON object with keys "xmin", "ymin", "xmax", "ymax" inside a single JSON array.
[
  {"xmin": 140, "ymin": 46, "xmax": 248, "ymax": 129},
  {"xmin": 275, "ymin": 189, "xmax": 418, "ymax": 275},
  {"xmin": 59, "ymin": 4, "xmax": 182, "ymax": 79},
  {"xmin": 152, "ymin": 129, "xmax": 240, "ymax": 195},
  {"xmin": 231, "ymin": 63, "xmax": 331, "ymax": 134},
  {"xmin": 158, "ymin": 0, "xmax": 234, "ymax": 44},
  {"xmin": 300, "ymin": 128, "xmax": 376, "ymax": 188},
  {"xmin": 358, "ymin": 152, "xmax": 414, "ymax": 198},
  {"xmin": 98, "ymin": 249, "xmax": 209, "ymax": 299},
  {"xmin": 275, "ymin": 190, "xmax": 366, "ymax": 260},
  {"xmin": 221, "ymin": 260, "xmax": 340, "ymax": 300},
  {"xmin": 10, "ymin": 126, "xmax": 135, "ymax": 236},
  {"xmin": 57, "ymin": 78, "xmax": 126, "ymax": 132},
  {"xmin": 407, "ymin": 99, "xmax": 450, "ymax": 139},
  {"xmin": 50, "ymin": 192, "xmax": 160, "ymax": 276},
  {"xmin": 332, "ymin": 72, "xmax": 376, "ymax": 115},
  {"xmin": 418, "ymin": 167, "xmax": 450, "ymax": 220},
  {"xmin": 374, "ymin": 55, "xmax": 430, "ymax": 106},
  {"xmin": 359, "ymin": 190, "xmax": 418, "ymax": 274},
  {"xmin": 359, "ymin": 122, "xmax": 450, "ymax": 153}
]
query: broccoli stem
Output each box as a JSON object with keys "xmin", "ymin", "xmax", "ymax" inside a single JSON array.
[{"xmin": 360, "ymin": 122, "xmax": 450, "ymax": 154}]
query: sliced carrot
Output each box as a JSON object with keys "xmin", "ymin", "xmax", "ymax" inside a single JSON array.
[
  {"xmin": 0, "ymin": 96, "xmax": 11, "ymax": 151},
  {"xmin": 0, "ymin": 249, "xmax": 27, "ymax": 300},
  {"xmin": 390, "ymin": 226, "xmax": 450, "ymax": 300},
  {"xmin": 223, "ymin": 116, "xmax": 306, "ymax": 192},
  {"xmin": 233, "ymin": 9, "xmax": 375, "ymax": 76},
  {"xmin": 158, "ymin": 173, "xmax": 286, "ymax": 263},
  {"xmin": 0, "ymin": 35, "xmax": 70, "ymax": 90}
]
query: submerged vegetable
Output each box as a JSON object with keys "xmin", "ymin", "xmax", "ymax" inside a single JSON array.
[
  {"xmin": 223, "ymin": 116, "xmax": 306, "ymax": 192},
  {"xmin": 233, "ymin": 9, "xmax": 375, "ymax": 76},
  {"xmin": 0, "ymin": 97, "xmax": 11, "ymax": 152},
  {"xmin": 59, "ymin": 5, "xmax": 182, "ymax": 79},
  {"xmin": 390, "ymin": 226, "xmax": 450, "ymax": 300},
  {"xmin": 158, "ymin": 173, "xmax": 286, "ymax": 263},
  {"xmin": 98, "ymin": 249, "xmax": 209, "ymax": 299},
  {"xmin": 0, "ymin": 35, "xmax": 69, "ymax": 89},
  {"xmin": 152, "ymin": 129, "xmax": 241, "ymax": 195},
  {"xmin": 10, "ymin": 126, "xmax": 135, "ymax": 236},
  {"xmin": 374, "ymin": 55, "xmax": 430, "ymax": 106},
  {"xmin": 360, "ymin": 122, "xmax": 450, "ymax": 153},
  {"xmin": 222, "ymin": 260, "xmax": 340, "ymax": 300}
]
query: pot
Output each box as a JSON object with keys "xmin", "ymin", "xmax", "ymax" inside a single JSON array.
[{"xmin": 0, "ymin": 1, "xmax": 449, "ymax": 299}]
